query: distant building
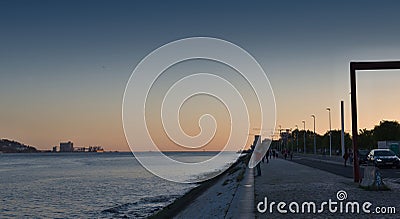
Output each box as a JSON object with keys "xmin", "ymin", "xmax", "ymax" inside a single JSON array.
[
  {"xmin": 378, "ymin": 141, "xmax": 400, "ymax": 155},
  {"xmin": 88, "ymin": 146, "xmax": 104, "ymax": 152},
  {"xmin": 60, "ymin": 141, "xmax": 74, "ymax": 152},
  {"xmin": 52, "ymin": 146, "xmax": 57, "ymax": 152},
  {"xmin": 74, "ymin": 147, "xmax": 86, "ymax": 152}
]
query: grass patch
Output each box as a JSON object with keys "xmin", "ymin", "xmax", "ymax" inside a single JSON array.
[
  {"xmin": 222, "ymin": 179, "xmax": 230, "ymax": 186},
  {"xmin": 236, "ymin": 169, "xmax": 245, "ymax": 182},
  {"xmin": 228, "ymin": 166, "xmax": 241, "ymax": 175},
  {"xmin": 243, "ymin": 153, "xmax": 251, "ymax": 166}
]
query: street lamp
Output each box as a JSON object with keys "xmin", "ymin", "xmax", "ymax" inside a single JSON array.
[
  {"xmin": 279, "ymin": 125, "xmax": 282, "ymax": 151},
  {"xmin": 289, "ymin": 128, "xmax": 293, "ymax": 153},
  {"xmin": 302, "ymin": 121, "xmax": 306, "ymax": 154},
  {"xmin": 327, "ymin": 107, "xmax": 332, "ymax": 157},
  {"xmin": 295, "ymin": 125, "xmax": 299, "ymax": 152},
  {"xmin": 311, "ymin": 115, "xmax": 316, "ymax": 154}
]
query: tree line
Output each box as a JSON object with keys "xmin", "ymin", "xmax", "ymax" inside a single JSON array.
[{"xmin": 279, "ymin": 120, "xmax": 400, "ymax": 154}]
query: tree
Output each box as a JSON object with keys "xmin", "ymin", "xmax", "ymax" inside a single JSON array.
[
  {"xmin": 373, "ymin": 120, "xmax": 400, "ymax": 141},
  {"xmin": 358, "ymin": 128, "xmax": 375, "ymax": 150},
  {"xmin": 321, "ymin": 130, "xmax": 352, "ymax": 155}
]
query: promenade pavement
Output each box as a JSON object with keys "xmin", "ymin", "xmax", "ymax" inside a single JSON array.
[
  {"xmin": 175, "ymin": 159, "xmax": 254, "ymax": 219},
  {"xmin": 254, "ymin": 157, "xmax": 400, "ymax": 218}
]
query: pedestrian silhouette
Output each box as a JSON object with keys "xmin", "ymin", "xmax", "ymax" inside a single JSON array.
[
  {"xmin": 265, "ymin": 149, "xmax": 270, "ymax": 163},
  {"xmin": 343, "ymin": 149, "xmax": 349, "ymax": 167}
]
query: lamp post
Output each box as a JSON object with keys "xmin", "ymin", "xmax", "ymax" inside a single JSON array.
[
  {"xmin": 295, "ymin": 125, "xmax": 299, "ymax": 152},
  {"xmin": 290, "ymin": 128, "xmax": 293, "ymax": 154},
  {"xmin": 311, "ymin": 115, "xmax": 316, "ymax": 154},
  {"xmin": 302, "ymin": 121, "xmax": 306, "ymax": 154},
  {"xmin": 327, "ymin": 107, "xmax": 332, "ymax": 157},
  {"xmin": 279, "ymin": 125, "xmax": 282, "ymax": 151}
]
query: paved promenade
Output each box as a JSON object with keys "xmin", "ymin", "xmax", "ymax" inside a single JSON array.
[
  {"xmin": 255, "ymin": 158, "xmax": 400, "ymax": 218},
  {"xmin": 174, "ymin": 158, "xmax": 254, "ymax": 219},
  {"xmin": 172, "ymin": 155, "xmax": 400, "ymax": 218}
]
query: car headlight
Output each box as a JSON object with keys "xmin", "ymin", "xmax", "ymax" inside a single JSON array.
[{"xmin": 376, "ymin": 158, "xmax": 382, "ymax": 162}]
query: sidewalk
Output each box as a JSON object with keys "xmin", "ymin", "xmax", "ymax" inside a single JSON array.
[
  {"xmin": 255, "ymin": 158, "xmax": 400, "ymax": 218},
  {"xmin": 174, "ymin": 158, "xmax": 254, "ymax": 219}
]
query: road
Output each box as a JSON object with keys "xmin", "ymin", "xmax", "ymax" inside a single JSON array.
[{"xmin": 289, "ymin": 155, "xmax": 400, "ymax": 183}]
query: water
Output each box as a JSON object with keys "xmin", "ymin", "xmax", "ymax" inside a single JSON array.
[{"xmin": 0, "ymin": 152, "xmax": 232, "ymax": 218}]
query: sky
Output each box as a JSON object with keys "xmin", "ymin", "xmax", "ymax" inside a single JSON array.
[{"xmin": 1, "ymin": 0, "xmax": 400, "ymax": 151}]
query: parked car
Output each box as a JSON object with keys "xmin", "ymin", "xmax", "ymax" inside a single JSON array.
[
  {"xmin": 358, "ymin": 149, "xmax": 370, "ymax": 164},
  {"xmin": 367, "ymin": 149, "xmax": 400, "ymax": 168}
]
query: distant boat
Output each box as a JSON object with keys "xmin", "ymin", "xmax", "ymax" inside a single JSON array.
[{"xmin": 96, "ymin": 149, "xmax": 104, "ymax": 153}]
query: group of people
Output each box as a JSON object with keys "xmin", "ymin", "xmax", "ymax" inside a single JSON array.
[
  {"xmin": 281, "ymin": 148, "xmax": 293, "ymax": 160},
  {"xmin": 255, "ymin": 148, "xmax": 293, "ymax": 176},
  {"xmin": 264, "ymin": 148, "xmax": 294, "ymax": 160},
  {"xmin": 260, "ymin": 148, "xmax": 294, "ymax": 163},
  {"xmin": 262, "ymin": 148, "xmax": 278, "ymax": 163}
]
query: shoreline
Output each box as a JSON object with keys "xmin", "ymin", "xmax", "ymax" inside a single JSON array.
[{"xmin": 148, "ymin": 153, "xmax": 250, "ymax": 218}]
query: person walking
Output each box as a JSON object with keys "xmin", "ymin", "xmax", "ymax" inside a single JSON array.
[
  {"xmin": 349, "ymin": 149, "xmax": 353, "ymax": 165},
  {"xmin": 265, "ymin": 149, "xmax": 270, "ymax": 163},
  {"xmin": 343, "ymin": 149, "xmax": 349, "ymax": 167}
]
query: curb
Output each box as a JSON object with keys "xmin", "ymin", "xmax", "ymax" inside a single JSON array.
[{"xmin": 225, "ymin": 167, "xmax": 254, "ymax": 218}]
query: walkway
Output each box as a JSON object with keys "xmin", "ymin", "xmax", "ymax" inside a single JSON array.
[{"xmin": 255, "ymin": 158, "xmax": 400, "ymax": 218}]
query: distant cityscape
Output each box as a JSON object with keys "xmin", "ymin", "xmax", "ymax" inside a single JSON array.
[
  {"xmin": 0, "ymin": 139, "xmax": 107, "ymax": 153},
  {"xmin": 55, "ymin": 141, "xmax": 104, "ymax": 153}
]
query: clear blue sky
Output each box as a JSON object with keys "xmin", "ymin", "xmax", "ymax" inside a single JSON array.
[{"xmin": 1, "ymin": 0, "xmax": 400, "ymax": 150}]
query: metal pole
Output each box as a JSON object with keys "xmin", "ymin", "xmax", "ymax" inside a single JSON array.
[
  {"xmin": 290, "ymin": 129, "xmax": 293, "ymax": 153},
  {"xmin": 302, "ymin": 121, "xmax": 306, "ymax": 154},
  {"xmin": 295, "ymin": 125, "xmax": 299, "ymax": 152},
  {"xmin": 279, "ymin": 125, "xmax": 282, "ymax": 152},
  {"xmin": 341, "ymin": 101, "xmax": 345, "ymax": 157},
  {"xmin": 350, "ymin": 63, "xmax": 360, "ymax": 183},
  {"xmin": 311, "ymin": 115, "xmax": 316, "ymax": 154},
  {"xmin": 327, "ymin": 108, "xmax": 332, "ymax": 156}
]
